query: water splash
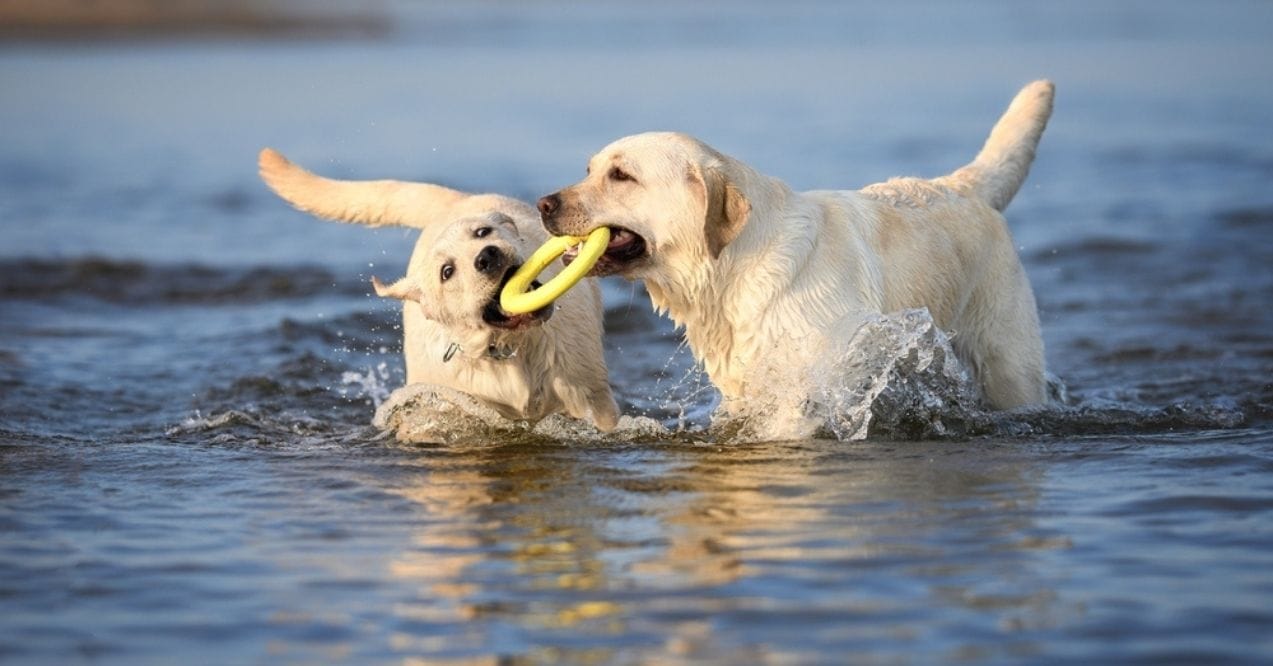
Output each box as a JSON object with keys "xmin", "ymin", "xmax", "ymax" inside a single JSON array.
[
  {"xmin": 654, "ymin": 340, "xmax": 718, "ymax": 433},
  {"xmin": 371, "ymin": 383, "xmax": 670, "ymax": 445},
  {"xmin": 706, "ymin": 309, "xmax": 982, "ymax": 442},
  {"xmin": 813, "ymin": 309, "xmax": 982, "ymax": 441},
  {"xmin": 339, "ymin": 361, "xmax": 394, "ymax": 408},
  {"xmin": 368, "ymin": 310, "xmax": 1049, "ymax": 444}
]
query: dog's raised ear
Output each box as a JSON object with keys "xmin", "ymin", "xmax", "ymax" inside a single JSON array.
[
  {"xmin": 692, "ymin": 164, "xmax": 751, "ymax": 259},
  {"xmin": 371, "ymin": 275, "xmax": 437, "ymax": 319}
]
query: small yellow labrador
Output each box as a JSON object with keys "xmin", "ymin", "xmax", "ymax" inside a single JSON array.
[
  {"xmin": 539, "ymin": 81, "xmax": 1054, "ymax": 433},
  {"xmin": 259, "ymin": 149, "xmax": 619, "ymax": 433}
]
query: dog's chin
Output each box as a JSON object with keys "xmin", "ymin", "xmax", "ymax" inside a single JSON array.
[
  {"xmin": 481, "ymin": 265, "xmax": 553, "ymax": 331},
  {"xmin": 562, "ymin": 226, "xmax": 649, "ymax": 277}
]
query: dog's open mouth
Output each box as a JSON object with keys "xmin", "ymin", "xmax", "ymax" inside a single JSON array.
[
  {"xmin": 482, "ymin": 264, "xmax": 553, "ymax": 330},
  {"xmin": 562, "ymin": 226, "xmax": 648, "ymax": 276}
]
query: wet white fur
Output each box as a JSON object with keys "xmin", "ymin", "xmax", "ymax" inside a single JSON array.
[
  {"xmin": 547, "ymin": 81, "xmax": 1054, "ymax": 428},
  {"xmin": 258, "ymin": 149, "xmax": 618, "ymax": 431}
]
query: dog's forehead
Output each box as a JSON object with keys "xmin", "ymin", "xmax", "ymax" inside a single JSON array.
[
  {"xmin": 608, "ymin": 132, "xmax": 699, "ymax": 156},
  {"xmin": 594, "ymin": 132, "xmax": 706, "ymax": 175},
  {"xmin": 436, "ymin": 213, "xmax": 514, "ymax": 238},
  {"xmin": 589, "ymin": 146, "xmax": 627, "ymax": 172},
  {"xmin": 431, "ymin": 221, "xmax": 472, "ymax": 244}
]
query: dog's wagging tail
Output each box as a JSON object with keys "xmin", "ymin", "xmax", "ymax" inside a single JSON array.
[{"xmin": 942, "ymin": 79, "xmax": 1054, "ymax": 212}]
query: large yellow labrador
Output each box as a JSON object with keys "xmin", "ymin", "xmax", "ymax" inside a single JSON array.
[
  {"xmin": 259, "ymin": 149, "xmax": 619, "ymax": 433},
  {"xmin": 539, "ymin": 81, "xmax": 1054, "ymax": 435}
]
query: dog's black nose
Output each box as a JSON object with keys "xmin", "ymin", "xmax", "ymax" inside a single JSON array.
[
  {"xmin": 537, "ymin": 193, "xmax": 560, "ymax": 218},
  {"xmin": 474, "ymin": 245, "xmax": 502, "ymax": 274}
]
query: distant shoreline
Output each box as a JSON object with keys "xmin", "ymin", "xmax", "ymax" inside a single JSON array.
[{"xmin": 0, "ymin": 0, "xmax": 390, "ymax": 41}]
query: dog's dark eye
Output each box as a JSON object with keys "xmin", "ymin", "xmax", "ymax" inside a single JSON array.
[
  {"xmin": 608, "ymin": 166, "xmax": 634, "ymax": 183},
  {"xmin": 474, "ymin": 226, "xmax": 491, "ymax": 238},
  {"xmin": 440, "ymin": 263, "xmax": 455, "ymax": 282}
]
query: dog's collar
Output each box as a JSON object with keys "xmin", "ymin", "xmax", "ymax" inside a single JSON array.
[{"xmin": 443, "ymin": 342, "xmax": 517, "ymax": 363}]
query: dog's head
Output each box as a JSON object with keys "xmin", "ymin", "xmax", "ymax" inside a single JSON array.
[
  {"xmin": 537, "ymin": 132, "xmax": 751, "ymax": 280},
  {"xmin": 372, "ymin": 212, "xmax": 553, "ymax": 341}
]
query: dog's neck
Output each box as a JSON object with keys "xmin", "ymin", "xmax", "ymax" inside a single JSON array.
[
  {"xmin": 645, "ymin": 173, "xmax": 827, "ymax": 397},
  {"xmin": 442, "ymin": 324, "xmax": 539, "ymax": 365},
  {"xmin": 443, "ymin": 340, "xmax": 517, "ymax": 362}
]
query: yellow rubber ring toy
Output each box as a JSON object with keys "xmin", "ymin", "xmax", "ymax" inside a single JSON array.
[{"xmin": 500, "ymin": 227, "xmax": 610, "ymax": 314}]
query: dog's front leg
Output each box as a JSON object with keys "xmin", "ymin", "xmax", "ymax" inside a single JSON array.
[{"xmin": 551, "ymin": 377, "xmax": 620, "ymax": 432}]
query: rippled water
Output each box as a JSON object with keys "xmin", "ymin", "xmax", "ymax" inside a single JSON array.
[{"xmin": 2, "ymin": 1, "xmax": 1273, "ymax": 662}]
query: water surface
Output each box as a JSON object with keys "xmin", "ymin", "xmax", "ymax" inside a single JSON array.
[{"xmin": 2, "ymin": 2, "xmax": 1272, "ymax": 662}]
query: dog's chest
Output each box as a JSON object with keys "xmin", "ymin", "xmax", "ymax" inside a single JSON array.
[{"xmin": 448, "ymin": 354, "xmax": 557, "ymax": 419}]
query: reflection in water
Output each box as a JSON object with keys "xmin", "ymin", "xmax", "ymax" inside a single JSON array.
[{"xmin": 380, "ymin": 439, "xmax": 1077, "ymax": 662}]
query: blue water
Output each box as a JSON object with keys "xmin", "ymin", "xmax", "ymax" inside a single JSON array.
[{"xmin": 2, "ymin": 1, "xmax": 1272, "ymax": 662}]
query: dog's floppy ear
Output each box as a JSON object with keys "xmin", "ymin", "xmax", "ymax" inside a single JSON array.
[
  {"xmin": 695, "ymin": 164, "xmax": 751, "ymax": 259},
  {"xmin": 371, "ymin": 276, "xmax": 437, "ymax": 319}
]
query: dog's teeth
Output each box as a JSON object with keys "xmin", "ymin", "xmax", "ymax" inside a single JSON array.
[{"xmin": 608, "ymin": 229, "xmax": 631, "ymax": 247}]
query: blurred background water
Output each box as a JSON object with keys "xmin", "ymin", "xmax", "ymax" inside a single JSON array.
[{"xmin": 1, "ymin": 1, "xmax": 1271, "ymax": 663}]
